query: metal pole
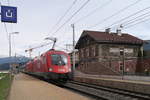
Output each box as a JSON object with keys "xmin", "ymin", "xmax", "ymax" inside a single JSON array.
[
  {"xmin": 9, "ymin": 33, "xmax": 11, "ymax": 57},
  {"xmin": 8, "ymin": 33, "xmax": 12, "ymax": 78},
  {"xmin": 71, "ymin": 24, "xmax": 75, "ymax": 72},
  {"xmin": 9, "ymin": 32, "xmax": 19, "ymax": 57},
  {"xmin": 123, "ymin": 48, "xmax": 125, "ymax": 77},
  {"xmin": 120, "ymin": 48, "xmax": 124, "ymax": 80},
  {"xmin": 8, "ymin": 32, "xmax": 19, "ymax": 75}
]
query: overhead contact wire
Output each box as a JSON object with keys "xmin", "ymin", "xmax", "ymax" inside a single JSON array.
[
  {"xmin": 49, "ymin": 0, "xmax": 78, "ymax": 34},
  {"xmin": 74, "ymin": 0, "xmax": 112, "ymax": 23},
  {"xmin": 124, "ymin": 17, "xmax": 150, "ymax": 29},
  {"xmin": 87, "ymin": 0, "xmax": 142, "ymax": 29},
  {"xmin": 123, "ymin": 13, "xmax": 150, "ymax": 26},
  {"xmin": 107, "ymin": 6, "xmax": 150, "ymax": 28},
  {"xmin": 105, "ymin": 10, "xmax": 150, "ymax": 30},
  {"xmin": 50, "ymin": 0, "xmax": 91, "ymax": 36}
]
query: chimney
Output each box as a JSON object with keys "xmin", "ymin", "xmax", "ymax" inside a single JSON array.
[
  {"xmin": 116, "ymin": 28, "xmax": 122, "ymax": 36},
  {"xmin": 105, "ymin": 28, "xmax": 111, "ymax": 33}
]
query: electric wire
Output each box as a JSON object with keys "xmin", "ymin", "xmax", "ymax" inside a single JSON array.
[
  {"xmin": 87, "ymin": 0, "xmax": 142, "ymax": 29},
  {"xmin": 74, "ymin": 0, "xmax": 112, "ymax": 23},
  {"xmin": 123, "ymin": 13, "xmax": 150, "ymax": 26},
  {"xmin": 50, "ymin": 0, "xmax": 91, "ymax": 36},
  {"xmin": 49, "ymin": 0, "xmax": 90, "ymax": 47},
  {"xmin": 124, "ymin": 17, "xmax": 150, "ymax": 29},
  {"xmin": 107, "ymin": 6, "xmax": 150, "ymax": 28},
  {"xmin": 49, "ymin": 0, "xmax": 78, "ymax": 34},
  {"xmin": 48, "ymin": 0, "xmax": 108, "ymax": 50},
  {"xmin": 55, "ymin": 44, "xmax": 69, "ymax": 51},
  {"xmin": 106, "ymin": 10, "xmax": 150, "ymax": 30}
]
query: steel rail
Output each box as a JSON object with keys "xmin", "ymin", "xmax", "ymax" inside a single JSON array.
[{"xmin": 64, "ymin": 81, "xmax": 150, "ymax": 100}]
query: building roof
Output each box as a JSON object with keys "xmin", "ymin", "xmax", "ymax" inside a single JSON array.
[{"xmin": 75, "ymin": 30, "xmax": 144, "ymax": 49}]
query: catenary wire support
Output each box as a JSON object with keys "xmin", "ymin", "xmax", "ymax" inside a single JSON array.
[{"xmin": 71, "ymin": 24, "xmax": 76, "ymax": 73}]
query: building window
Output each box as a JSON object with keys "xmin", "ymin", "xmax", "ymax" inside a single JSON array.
[
  {"xmin": 92, "ymin": 46, "xmax": 96, "ymax": 56},
  {"xmin": 95, "ymin": 45, "xmax": 99, "ymax": 56},
  {"xmin": 79, "ymin": 50, "xmax": 81, "ymax": 59},
  {"xmin": 119, "ymin": 62, "xmax": 123, "ymax": 71},
  {"xmin": 86, "ymin": 48, "xmax": 89, "ymax": 57},
  {"xmin": 120, "ymin": 49, "xmax": 124, "ymax": 56},
  {"xmin": 84, "ymin": 48, "xmax": 86, "ymax": 58},
  {"xmin": 81, "ymin": 49, "xmax": 84, "ymax": 58},
  {"xmin": 124, "ymin": 48, "xmax": 133, "ymax": 53},
  {"xmin": 89, "ymin": 47, "xmax": 92, "ymax": 57},
  {"xmin": 75, "ymin": 51, "xmax": 79, "ymax": 62},
  {"xmin": 110, "ymin": 48, "xmax": 119, "ymax": 53},
  {"xmin": 87, "ymin": 40, "xmax": 89, "ymax": 45}
]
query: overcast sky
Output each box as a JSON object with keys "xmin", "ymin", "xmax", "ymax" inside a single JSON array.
[{"xmin": 0, "ymin": 0, "xmax": 150, "ymax": 57}]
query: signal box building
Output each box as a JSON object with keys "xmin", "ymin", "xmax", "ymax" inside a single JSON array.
[{"xmin": 75, "ymin": 30, "xmax": 144, "ymax": 75}]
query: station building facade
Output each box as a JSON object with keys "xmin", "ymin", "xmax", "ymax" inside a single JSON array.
[{"xmin": 75, "ymin": 30, "xmax": 145, "ymax": 75}]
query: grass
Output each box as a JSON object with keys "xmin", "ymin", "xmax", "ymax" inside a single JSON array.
[
  {"xmin": 0, "ymin": 73, "xmax": 7, "ymax": 77},
  {"xmin": 0, "ymin": 73, "xmax": 13, "ymax": 100}
]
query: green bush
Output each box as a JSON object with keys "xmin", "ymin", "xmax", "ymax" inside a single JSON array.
[{"xmin": 0, "ymin": 74, "xmax": 13, "ymax": 100}]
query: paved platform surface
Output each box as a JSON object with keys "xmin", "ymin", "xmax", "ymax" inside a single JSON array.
[{"xmin": 8, "ymin": 73, "xmax": 91, "ymax": 100}]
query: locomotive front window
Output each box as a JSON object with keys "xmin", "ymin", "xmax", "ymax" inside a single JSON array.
[{"xmin": 51, "ymin": 54, "xmax": 68, "ymax": 66}]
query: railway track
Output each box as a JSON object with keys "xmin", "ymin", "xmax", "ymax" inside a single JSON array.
[
  {"xmin": 63, "ymin": 81, "xmax": 150, "ymax": 100},
  {"xmin": 28, "ymin": 74, "xmax": 150, "ymax": 100}
]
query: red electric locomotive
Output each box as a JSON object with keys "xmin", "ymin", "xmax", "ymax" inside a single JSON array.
[{"xmin": 25, "ymin": 49, "xmax": 72, "ymax": 80}]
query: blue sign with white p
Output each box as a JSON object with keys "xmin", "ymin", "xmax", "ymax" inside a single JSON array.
[{"xmin": 1, "ymin": 6, "xmax": 17, "ymax": 23}]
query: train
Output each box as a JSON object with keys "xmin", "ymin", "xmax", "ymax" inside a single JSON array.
[{"xmin": 24, "ymin": 49, "xmax": 73, "ymax": 81}]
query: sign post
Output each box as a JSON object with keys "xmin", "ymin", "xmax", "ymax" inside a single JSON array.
[
  {"xmin": 1, "ymin": 5, "xmax": 17, "ymax": 23},
  {"xmin": 0, "ymin": 5, "xmax": 17, "ymax": 77}
]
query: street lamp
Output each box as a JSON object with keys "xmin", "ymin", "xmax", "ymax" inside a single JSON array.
[
  {"xmin": 8, "ymin": 32, "xmax": 19, "ymax": 76},
  {"xmin": 9, "ymin": 32, "xmax": 19, "ymax": 57}
]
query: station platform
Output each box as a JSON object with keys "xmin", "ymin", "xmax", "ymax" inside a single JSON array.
[
  {"xmin": 74, "ymin": 70, "xmax": 150, "ymax": 95},
  {"xmin": 8, "ymin": 73, "xmax": 91, "ymax": 100}
]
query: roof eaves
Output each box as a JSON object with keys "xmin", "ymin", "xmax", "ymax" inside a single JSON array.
[{"xmin": 97, "ymin": 40, "xmax": 143, "ymax": 45}]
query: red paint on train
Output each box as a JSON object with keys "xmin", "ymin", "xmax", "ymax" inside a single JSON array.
[{"xmin": 25, "ymin": 49, "xmax": 72, "ymax": 80}]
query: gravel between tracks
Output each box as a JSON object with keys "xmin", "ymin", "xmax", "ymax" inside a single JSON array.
[{"xmin": 8, "ymin": 73, "xmax": 91, "ymax": 100}]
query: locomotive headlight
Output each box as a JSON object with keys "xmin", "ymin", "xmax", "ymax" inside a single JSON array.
[
  {"xmin": 49, "ymin": 68, "xmax": 53, "ymax": 71},
  {"xmin": 69, "ymin": 68, "xmax": 71, "ymax": 72}
]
